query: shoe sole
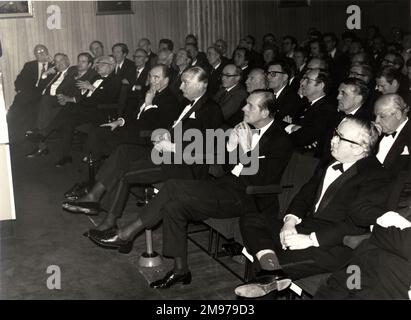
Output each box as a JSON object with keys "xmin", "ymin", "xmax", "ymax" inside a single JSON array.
[
  {"xmin": 87, "ymin": 235, "xmax": 132, "ymax": 254},
  {"xmin": 234, "ymin": 278, "xmax": 292, "ymax": 298},
  {"xmin": 62, "ymin": 204, "xmax": 99, "ymax": 216}
]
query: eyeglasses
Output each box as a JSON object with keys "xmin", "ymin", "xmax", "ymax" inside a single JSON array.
[
  {"xmin": 349, "ymin": 71, "xmax": 366, "ymax": 77},
  {"xmin": 301, "ymin": 76, "xmax": 318, "ymax": 83},
  {"xmin": 382, "ymin": 59, "xmax": 395, "ymax": 65},
  {"xmin": 266, "ymin": 70, "xmax": 286, "ymax": 77},
  {"xmin": 221, "ymin": 73, "xmax": 239, "ymax": 78},
  {"xmin": 333, "ymin": 129, "xmax": 362, "ymax": 146}
]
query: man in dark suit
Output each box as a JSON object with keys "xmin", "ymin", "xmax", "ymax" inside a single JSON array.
[
  {"xmin": 84, "ymin": 64, "xmax": 179, "ymax": 161},
  {"xmin": 315, "ymin": 161, "xmax": 411, "ymax": 300},
  {"xmin": 7, "ymin": 44, "xmax": 54, "ymax": 140},
  {"xmin": 88, "ymin": 91, "xmax": 293, "ymax": 290},
  {"xmin": 89, "ymin": 40, "xmax": 104, "ymax": 59},
  {"xmin": 112, "ymin": 43, "xmax": 136, "ymax": 84},
  {"xmin": 25, "ymin": 53, "xmax": 95, "ymax": 158},
  {"xmin": 63, "ymin": 67, "xmax": 223, "ymax": 230},
  {"xmin": 245, "ymin": 68, "xmax": 267, "ymax": 93},
  {"xmin": 375, "ymin": 94, "xmax": 410, "ymax": 178},
  {"xmin": 186, "ymin": 43, "xmax": 210, "ymax": 74},
  {"xmin": 234, "ymin": 117, "xmax": 389, "ymax": 298},
  {"xmin": 214, "ymin": 64, "xmax": 247, "ymax": 128},
  {"xmin": 283, "ymin": 69, "xmax": 338, "ymax": 157},
  {"xmin": 234, "ymin": 48, "xmax": 252, "ymax": 87},
  {"xmin": 169, "ymin": 48, "xmax": 192, "ymax": 104},
  {"xmin": 206, "ymin": 45, "xmax": 226, "ymax": 96},
  {"xmin": 266, "ymin": 59, "xmax": 305, "ymax": 123},
  {"xmin": 121, "ymin": 48, "xmax": 150, "ymax": 119},
  {"xmin": 323, "ymin": 32, "xmax": 350, "ymax": 85},
  {"xmin": 138, "ymin": 38, "xmax": 158, "ymax": 68},
  {"xmin": 28, "ymin": 56, "xmax": 122, "ymax": 167}
]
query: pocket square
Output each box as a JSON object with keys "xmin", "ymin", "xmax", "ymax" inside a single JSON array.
[
  {"xmin": 189, "ymin": 112, "xmax": 196, "ymax": 119},
  {"xmin": 401, "ymin": 145, "xmax": 409, "ymax": 155}
]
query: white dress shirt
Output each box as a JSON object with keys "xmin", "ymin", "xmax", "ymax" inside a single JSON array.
[
  {"xmin": 172, "ymin": 95, "xmax": 203, "ymax": 128},
  {"xmin": 376, "ymin": 118, "xmax": 408, "ymax": 164},
  {"xmin": 49, "ymin": 68, "xmax": 68, "ymax": 96},
  {"xmin": 86, "ymin": 78, "xmax": 104, "ymax": 97},
  {"xmin": 36, "ymin": 62, "xmax": 49, "ymax": 87}
]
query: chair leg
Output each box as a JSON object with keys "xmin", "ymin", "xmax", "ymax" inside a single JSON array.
[
  {"xmin": 208, "ymin": 228, "xmax": 214, "ymax": 254},
  {"xmin": 213, "ymin": 233, "xmax": 221, "ymax": 258}
]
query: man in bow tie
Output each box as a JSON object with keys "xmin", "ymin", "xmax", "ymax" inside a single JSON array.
[
  {"xmin": 374, "ymin": 93, "xmax": 410, "ymax": 178},
  {"xmin": 234, "ymin": 116, "xmax": 389, "ymax": 298}
]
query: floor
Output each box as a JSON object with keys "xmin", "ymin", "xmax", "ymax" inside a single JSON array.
[{"xmin": 0, "ymin": 137, "xmax": 245, "ymax": 300}]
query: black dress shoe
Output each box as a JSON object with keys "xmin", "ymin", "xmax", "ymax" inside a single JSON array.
[
  {"xmin": 150, "ymin": 270, "xmax": 192, "ymax": 289},
  {"xmin": 88, "ymin": 228, "xmax": 133, "ymax": 254},
  {"xmin": 64, "ymin": 182, "xmax": 90, "ymax": 201},
  {"xmin": 55, "ymin": 156, "xmax": 73, "ymax": 167},
  {"xmin": 62, "ymin": 201, "xmax": 100, "ymax": 215},
  {"xmin": 234, "ymin": 270, "xmax": 291, "ymax": 298},
  {"xmin": 26, "ymin": 148, "xmax": 49, "ymax": 158}
]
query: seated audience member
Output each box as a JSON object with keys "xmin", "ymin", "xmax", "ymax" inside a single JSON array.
[
  {"xmin": 374, "ymin": 94, "xmax": 410, "ymax": 178},
  {"xmin": 266, "ymin": 59, "xmax": 305, "ymax": 123},
  {"xmin": 381, "ymin": 51, "xmax": 405, "ymax": 71},
  {"xmin": 245, "ymin": 68, "xmax": 267, "ymax": 93},
  {"xmin": 184, "ymin": 34, "xmax": 207, "ymax": 64},
  {"xmin": 112, "ymin": 43, "xmax": 136, "ymax": 84},
  {"xmin": 351, "ymin": 52, "xmax": 374, "ymax": 67},
  {"xmin": 234, "ymin": 117, "xmax": 389, "ymax": 298},
  {"xmin": 169, "ymin": 48, "xmax": 192, "ymax": 103},
  {"xmin": 158, "ymin": 38, "xmax": 174, "ymax": 52},
  {"xmin": 401, "ymin": 33, "xmax": 411, "ymax": 72},
  {"xmin": 376, "ymin": 66, "xmax": 409, "ymax": 103},
  {"xmin": 185, "ymin": 43, "xmax": 210, "ymax": 73},
  {"xmin": 244, "ymin": 34, "xmax": 264, "ymax": 67},
  {"xmin": 26, "ymin": 53, "xmax": 96, "ymax": 158},
  {"xmin": 315, "ymin": 161, "xmax": 411, "ymax": 300},
  {"xmin": 348, "ymin": 39, "xmax": 365, "ymax": 60},
  {"xmin": 282, "ymin": 36, "xmax": 297, "ymax": 58},
  {"xmin": 371, "ymin": 34, "xmax": 386, "ymax": 65},
  {"xmin": 124, "ymin": 49, "xmax": 150, "ymax": 117},
  {"xmin": 83, "ymin": 64, "xmax": 179, "ymax": 161},
  {"xmin": 214, "ymin": 39, "xmax": 230, "ymax": 65},
  {"xmin": 233, "ymin": 47, "xmax": 251, "ymax": 86},
  {"xmin": 89, "ymin": 40, "xmax": 104, "ymax": 59},
  {"xmin": 206, "ymin": 45, "xmax": 226, "ymax": 95},
  {"xmin": 308, "ymin": 40, "xmax": 327, "ymax": 60},
  {"xmin": 291, "ymin": 48, "xmax": 308, "ymax": 93},
  {"xmin": 62, "ymin": 67, "xmax": 223, "ymax": 227},
  {"xmin": 262, "ymin": 44, "xmax": 279, "ymax": 69},
  {"xmin": 88, "ymin": 91, "xmax": 293, "ymax": 290},
  {"xmin": 340, "ymin": 31, "xmax": 357, "ymax": 54},
  {"xmin": 348, "ymin": 63, "xmax": 374, "ymax": 86},
  {"xmin": 283, "ymin": 69, "xmax": 338, "ymax": 157},
  {"xmin": 157, "ymin": 48, "xmax": 177, "ymax": 82},
  {"xmin": 262, "ymin": 33, "xmax": 276, "ymax": 48},
  {"xmin": 323, "ymin": 32, "xmax": 350, "ymax": 87},
  {"xmin": 7, "ymin": 44, "xmax": 54, "ymax": 137},
  {"xmin": 214, "ymin": 64, "xmax": 247, "ymax": 128},
  {"xmin": 27, "ymin": 56, "xmax": 122, "ymax": 167},
  {"xmin": 138, "ymin": 38, "xmax": 158, "ymax": 68}
]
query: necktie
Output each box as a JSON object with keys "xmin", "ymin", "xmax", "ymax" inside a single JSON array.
[
  {"xmin": 116, "ymin": 64, "xmax": 120, "ymax": 75},
  {"xmin": 384, "ymin": 131, "xmax": 397, "ymax": 138},
  {"xmin": 332, "ymin": 163, "xmax": 344, "ymax": 173},
  {"xmin": 41, "ymin": 63, "xmax": 46, "ymax": 74},
  {"xmin": 136, "ymin": 69, "xmax": 140, "ymax": 80},
  {"xmin": 43, "ymin": 72, "xmax": 61, "ymax": 95}
]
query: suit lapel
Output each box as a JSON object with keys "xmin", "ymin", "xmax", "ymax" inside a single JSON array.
[
  {"xmin": 180, "ymin": 94, "xmax": 206, "ymax": 123},
  {"xmin": 384, "ymin": 121, "xmax": 410, "ymax": 166},
  {"xmin": 316, "ymin": 162, "xmax": 358, "ymax": 214}
]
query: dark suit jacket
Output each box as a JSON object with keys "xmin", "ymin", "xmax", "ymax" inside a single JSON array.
[
  {"xmin": 122, "ymin": 65, "xmax": 150, "ymax": 118},
  {"xmin": 161, "ymin": 94, "xmax": 224, "ymax": 180},
  {"xmin": 14, "ymin": 60, "xmax": 54, "ymax": 92},
  {"xmin": 147, "ymin": 51, "xmax": 158, "ymax": 68},
  {"xmin": 124, "ymin": 86, "xmax": 181, "ymax": 146},
  {"xmin": 80, "ymin": 73, "xmax": 123, "ymax": 107},
  {"xmin": 222, "ymin": 120, "xmax": 293, "ymax": 212},
  {"xmin": 207, "ymin": 62, "xmax": 226, "ymax": 96},
  {"xmin": 115, "ymin": 58, "xmax": 136, "ymax": 84},
  {"xmin": 214, "ymin": 84, "xmax": 247, "ymax": 124},
  {"xmin": 274, "ymin": 85, "xmax": 306, "ymax": 122},
  {"xmin": 287, "ymin": 156, "xmax": 389, "ymax": 269},
  {"xmin": 191, "ymin": 55, "xmax": 211, "ymax": 74},
  {"xmin": 381, "ymin": 119, "xmax": 411, "ymax": 178},
  {"xmin": 286, "ymin": 96, "xmax": 339, "ymax": 156}
]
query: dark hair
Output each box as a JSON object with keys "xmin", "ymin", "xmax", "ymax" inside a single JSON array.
[
  {"xmin": 89, "ymin": 40, "xmax": 104, "ymax": 51},
  {"xmin": 185, "ymin": 42, "xmax": 199, "ymax": 52},
  {"xmin": 263, "ymin": 33, "xmax": 276, "ymax": 42},
  {"xmin": 376, "ymin": 66, "xmax": 402, "ymax": 84},
  {"xmin": 341, "ymin": 30, "xmax": 357, "ymax": 41},
  {"xmin": 77, "ymin": 52, "xmax": 94, "ymax": 64},
  {"xmin": 134, "ymin": 48, "xmax": 148, "ymax": 57},
  {"xmin": 383, "ymin": 51, "xmax": 405, "ymax": 70},
  {"xmin": 342, "ymin": 77, "xmax": 370, "ymax": 103},
  {"xmin": 283, "ymin": 35, "xmax": 297, "ymax": 47},
  {"xmin": 323, "ymin": 32, "xmax": 338, "ymax": 45},
  {"xmin": 207, "ymin": 45, "xmax": 222, "ymax": 57},
  {"xmin": 159, "ymin": 39, "xmax": 174, "ymax": 51},
  {"xmin": 153, "ymin": 63, "xmax": 171, "ymax": 80},
  {"xmin": 267, "ymin": 58, "xmax": 292, "ymax": 79},
  {"xmin": 183, "ymin": 66, "xmax": 208, "ymax": 84},
  {"xmin": 185, "ymin": 34, "xmax": 198, "ymax": 44},
  {"xmin": 251, "ymin": 89, "xmax": 277, "ymax": 118},
  {"xmin": 234, "ymin": 47, "xmax": 251, "ymax": 63},
  {"xmin": 246, "ymin": 35, "xmax": 256, "ymax": 47},
  {"xmin": 313, "ymin": 69, "xmax": 332, "ymax": 94},
  {"xmin": 112, "ymin": 43, "xmax": 129, "ymax": 55}
]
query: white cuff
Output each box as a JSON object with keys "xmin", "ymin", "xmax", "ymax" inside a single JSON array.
[
  {"xmin": 226, "ymin": 141, "xmax": 237, "ymax": 152},
  {"xmin": 285, "ymin": 124, "xmax": 295, "ymax": 134},
  {"xmin": 309, "ymin": 232, "xmax": 320, "ymax": 247},
  {"xmin": 283, "ymin": 214, "xmax": 302, "ymax": 225},
  {"xmin": 256, "ymin": 249, "xmax": 276, "ymax": 261},
  {"xmin": 118, "ymin": 117, "xmax": 125, "ymax": 127}
]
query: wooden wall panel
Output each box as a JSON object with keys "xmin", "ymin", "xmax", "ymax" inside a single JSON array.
[{"xmin": 0, "ymin": 0, "xmax": 188, "ymax": 107}]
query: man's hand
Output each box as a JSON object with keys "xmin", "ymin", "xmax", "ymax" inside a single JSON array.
[
  {"xmin": 283, "ymin": 234, "xmax": 314, "ymax": 250},
  {"xmin": 145, "ymin": 85, "xmax": 158, "ymax": 106},
  {"xmin": 100, "ymin": 119, "xmax": 122, "ymax": 131},
  {"xmin": 153, "ymin": 140, "xmax": 175, "ymax": 153},
  {"xmin": 76, "ymin": 80, "xmax": 95, "ymax": 91},
  {"xmin": 121, "ymin": 79, "xmax": 130, "ymax": 85},
  {"xmin": 280, "ymin": 216, "xmax": 298, "ymax": 249},
  {"xmin": 283, "ymin": 115, "xmax": 293, "ymax": 124},
  {"xmin": 57, "ymin": 94, "xmax": 73, "ymax": 106},
  {"xmin": 236, "ymin": 122, "xmax": 253, "ymax": 152}
]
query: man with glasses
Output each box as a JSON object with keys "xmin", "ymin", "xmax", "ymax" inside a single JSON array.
[
  {"xmin": 374, "ymin": 94, "xmax": 410, "ymax": 178},
  {"xmin": 235, "ymin": 116, "xmax": 388, "ymax": 298},
  {"xmin": 214, "ymin": 64, "xmax": 247, "ymax": 127},
  {"xmin": 283, "ymin": 68, "xmax": 338, "ymax": 157},
  {"xmin": 266, "ymin": 59, "xmax": 305, "ymax": 123}
]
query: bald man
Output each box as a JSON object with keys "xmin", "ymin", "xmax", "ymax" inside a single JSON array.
[
  {"xmin": 374, "ymin": 94, "xmax": 410, "ymax": 178},
  {"xmin": 213, "ymin": 64, "xmax": 247, "ymax": 127}
]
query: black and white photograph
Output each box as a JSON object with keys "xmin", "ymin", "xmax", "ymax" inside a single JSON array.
[{"xmin": 0, "ymin": 0, "xmax": 410, "ymax": 305}]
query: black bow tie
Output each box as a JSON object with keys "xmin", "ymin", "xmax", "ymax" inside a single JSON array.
[
  {"xmin": 384, "ymin": 131, "xmax": 397, "ymax": 138},
  {"xmin": 332, "ymin": 163, "xmax": 344, "ymax": 173}
]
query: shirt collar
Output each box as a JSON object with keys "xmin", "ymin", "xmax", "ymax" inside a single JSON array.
[
  {"xmin": 226, "ymin": 84, "xmax": 238, "ymax": 92},
  {"xmin": 332, "ymin": 160, "xmax": 356, "ymax": 172},
  {"xmin": 310, "ymin": 95, "xmax": 326, "ymax": 105},
  {"xmin": 256, "ymin": 119, "xmax": 274, "ymax": 137},
  {"xmin": 349, "ymin": 106, "xmax": 361, "ymax": 115},
  {"xmin": 330, "ymin": 48, "xmax": 337, "ymax": 58},
  {"xmin": 214, "ymin": 61, "xmax": 221, "ymax": 70},
  {"xmin": 386, "ymin": 117, "xmax": 408, "ymax": 138},
  {"xmin": 275, "ymin": 85, "xmax": 287, "ymax": 98}
]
